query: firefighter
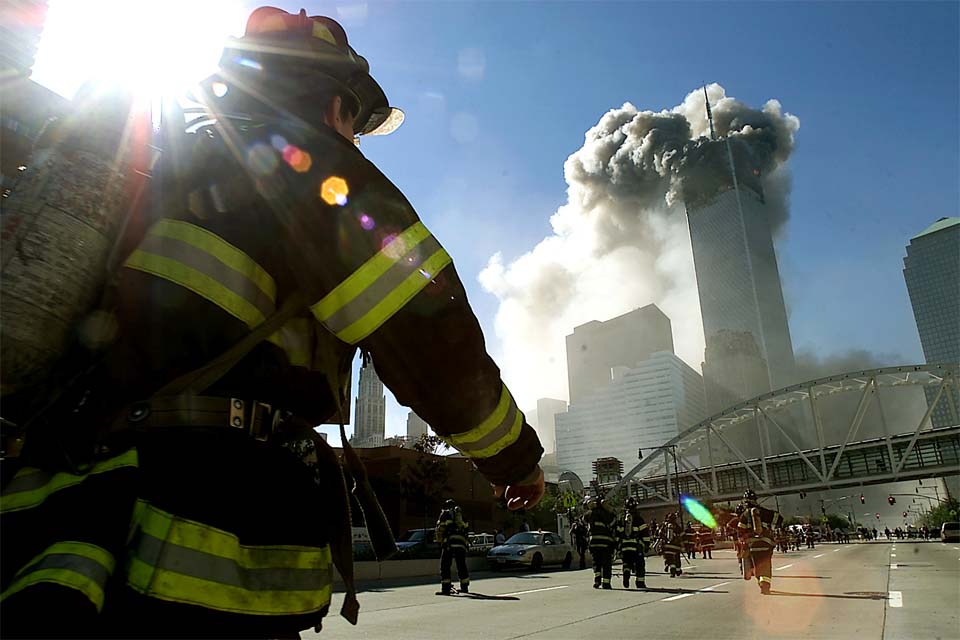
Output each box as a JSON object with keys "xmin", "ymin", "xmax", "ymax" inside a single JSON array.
[
  {"xmin": 660, "ymin": 511, "xmax": 684, "ymax": 577},
  {"xmin": 737, "ymin": 490, "xmax": 783, "ymax": 595},
  {"xmin": 698, "ymin": 524, "xmax": 715, "ymax": 559},
  {"xmin": 0, "ymin": 7, "xmax": 545, "ymax": 637},
  {"xmin": 437, "ymin": 499, "xmax": 470, "ymax": 595},
  {"xmin": 727, "ymin": 503, "xmax": 747, "ymax": 573},
  {"xmin": 570, "ymin": 516, "xmax": 589, "ymax": 570},
  {"xmin": 585, "ymin": 497, "xmax": 615, "ymax": 589},
  {"xmin": 682, "ymin": 521, "xmax": 696, "ymax": 560},
  {"xmin": 616, "ymin": 497, "xmax": 650, "ymax": 589}
]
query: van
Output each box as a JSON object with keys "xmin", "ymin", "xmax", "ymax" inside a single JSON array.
[
  {"xmin": 469, "ymin": 532, "xmax": 495, "ymax": 552},
  {"xmin": 940, "ymin": 522, "xmax": 960, "ymax": 543}
]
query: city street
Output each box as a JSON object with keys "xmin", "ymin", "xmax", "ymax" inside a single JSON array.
[{"xmin": 311, "ymin": 541, "xmax": 959, "ymax": 640}]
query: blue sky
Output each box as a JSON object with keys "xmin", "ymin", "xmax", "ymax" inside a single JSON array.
[{"xmin": 34, "ymin": 2, "xmax": 960, "ymax": 443}]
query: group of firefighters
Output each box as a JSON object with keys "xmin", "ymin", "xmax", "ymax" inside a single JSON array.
[{"xmin": 563, "ymin": 489, "xmax": 784, "ymax": 595}]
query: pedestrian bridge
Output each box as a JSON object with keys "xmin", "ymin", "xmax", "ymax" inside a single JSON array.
[{"xmin": 609, "ymin": 363, "xmax": 959, "ymax": 506}]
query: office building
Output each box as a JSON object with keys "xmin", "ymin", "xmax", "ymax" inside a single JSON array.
[
  {"xmin": 534, "ymin": 397, "xmax": 567, "ymax": 455},
  {"xmin": 353, "ymin": 352, "xmax": 386, "ymax": 447},
  {"xmin": 903, "ymin": 217, "xmax": 960, "ymax": 427},
  {"xmin": 684, "ymin": 144, "xmax": 796, "ymax": 408},
  {"xmin": 406, "ymin": 411, "xmax": 429, "ymax": 442},
  {"xmin": 556, "ymin": 351, "xmax": 706, "ymax": 483},
  {"xmin": 566, "ymin": 305, "xmax": 674, "ymax": 404}
]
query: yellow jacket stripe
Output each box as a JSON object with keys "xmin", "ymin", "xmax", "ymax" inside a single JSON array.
[
  {"xmin": 1, "ymin": 449, "xmax": 139, "ymax": 514},
  {"xmin": 310, "ymin": 222, "xmax": 452, "ymax": 344},
  {"xmin": 125, "ymin": 220, "xmax": 276, "ymax": 329},
  {"xmin": 1, "ymin": 541, "xmax": 115, "ymax": 612},
  {"xmin": 441, "ymin": 384, "xmax": 523, "ymax": 459},
  {"xmin": 128, "ymin": 501, "xmax": 332, "ymax": 615}
]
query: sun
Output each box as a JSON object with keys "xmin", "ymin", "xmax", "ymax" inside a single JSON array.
[{"xmin": 31, "ymin": 0, "xmax": 249, "ymax": 100}]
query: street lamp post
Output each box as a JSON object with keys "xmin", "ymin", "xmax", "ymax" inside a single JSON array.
[{"xmin": 638, "ymin": 445, "xmax": 684, "ymax": 530}]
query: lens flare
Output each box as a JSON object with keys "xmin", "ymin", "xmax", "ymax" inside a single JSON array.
[
  {"xmin": 682, "ymin": 495, "xmax": 717, "ymax": 528},
  {"xmin": 320, "ymin": 176, "xmax": 349, "ymax": 206}
]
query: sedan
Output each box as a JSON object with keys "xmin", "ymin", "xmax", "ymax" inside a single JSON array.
[{"xmin": 487, "ymin": 531, "xmax": 573, "ymax": 571}]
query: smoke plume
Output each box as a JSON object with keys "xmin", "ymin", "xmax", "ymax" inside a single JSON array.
[{"xmin": 479, "ymin": 84, "xmax": 800, "ymax": 406}]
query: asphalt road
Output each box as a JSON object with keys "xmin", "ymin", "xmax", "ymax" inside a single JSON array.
[{"xmin": 308, "ymin": 541, "xmax": 959, "ymax": 640}]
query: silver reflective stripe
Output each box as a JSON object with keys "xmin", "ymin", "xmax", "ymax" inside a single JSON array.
[
  {"xmin": 137, "ymin": 233, "xmax": 276, "ymax": 322},
  {"xmin": 454, "ymin": 400, "xmax": 520, "ymax": 455},
  {"xmin": 134, "ymin": 533, "xmax": 329, "ymax": 592},
  {"xmin": 18, "ymin": 553, "xmax": 112, "ymax": 589},
  {"xmin": 321, "ymin": 235, "xmax": 444, "ymax": 335}
]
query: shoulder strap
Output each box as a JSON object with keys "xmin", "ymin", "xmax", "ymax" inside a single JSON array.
[{"xmin": 150, "ymin": 291, "xmax": 307, "ymax": 398}]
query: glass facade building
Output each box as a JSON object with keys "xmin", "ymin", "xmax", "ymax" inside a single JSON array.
[{"xmin": 903, "ymin": 217, "xmax": 960, "ymax": 428}]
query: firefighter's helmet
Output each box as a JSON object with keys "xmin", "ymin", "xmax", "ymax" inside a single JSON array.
[
  {"xmin": 625, "ymin": 497, "xmax": 638, "ymax": 510},
  {"xmin": 205, "ymin": 6, "xmax": 403, "ymax": 137},
  {"xmin": 743, "ymin": 489, "xmax": 758, "ymax": 504}
]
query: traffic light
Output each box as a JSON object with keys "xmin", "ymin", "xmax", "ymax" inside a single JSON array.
[
  {"xmin": 859, "ymin": 494, "xmax": 865, "ymax": 504},
  {"xmin": 888, "ymin": 496, "xmax": 896, "ymax": 506}
]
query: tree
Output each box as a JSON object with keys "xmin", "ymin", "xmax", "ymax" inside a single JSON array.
[{"xmin": 918, "ymin": 498, "xmax": 960, "ymax": 531}]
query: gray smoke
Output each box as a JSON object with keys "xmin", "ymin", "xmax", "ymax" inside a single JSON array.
[{"xmin": 480, "ymin": 84, "xmax": 800, "ymax": 405}]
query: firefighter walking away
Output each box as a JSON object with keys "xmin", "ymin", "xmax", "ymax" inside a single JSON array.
[
  {"xmin": 585, "ymin": 496, "xmax": 615, "ymax": 589},
  {"xmin": 737, "ymin": 490, "xmax": 783, "ymax": 595},
  {"xmin": 616, "ymin": 497, "xmax": 650, "ymax": 589},
  {"xmin": 0, "ymin": 6, "xmax": 544, "ymax": 637},
  {"xmin": 660, "ymin": 511, "xmax": 684, "ymax": 577},
  {"xmin": 436, "ymin": 499, "xmax": 470, "ymax": 595}
]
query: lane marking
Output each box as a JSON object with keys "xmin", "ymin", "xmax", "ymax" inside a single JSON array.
[
  {"xmin": 661, "ymin": 581, "xmax": 729, "ymax": 601},
  {"xmin": 813, "ymin": 553, "xmax": 825, "ymax": 558},
  {"xmin": 832, "ymin": 549, "xmax": 841, "ymax": 553},
  {"xmin": 776, "ymin": 564, "xmax": 794, "ymax": 570},
  {"xmin": 499, "ymin": 585, "xmax": 569, "ymax": 597},
  {"xmin": 890, "ymin": 563, "xmax": 898, "ymax": 569},
  {"xmin": 891, "ymin": 554, "xmax": 897, "ymax": 557},
  {"xmin": 888, "ymin": 590, "xmax": 903, "ymax": 608},
  {"xmin": 662, "ymin": 592, "xmax": 693, "ymax": 601}
]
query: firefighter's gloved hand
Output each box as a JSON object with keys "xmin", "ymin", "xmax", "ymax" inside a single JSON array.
[{"xmin": 494, "ymin": 465, "xmax": 544, "ymax": 510}]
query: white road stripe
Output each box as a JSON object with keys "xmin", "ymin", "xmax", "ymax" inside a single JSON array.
[
  {"xmin": 776, "ymin": 564, "xmax": 794, "ymax": 570},
  {"xmin": 814, "ymin": 553, "xmax": 825, "ymax": 558},
  {"xmin": 662, "ymin": 581, "xmax": 729, "ymax": 601},
  {"xmin": 890, "ymin": 563, "xmax": 899, "ymax": 569},
  {"xmin": 888, "ymin": 590, "xmax": 903, "ymax": 607},
  {"xmin": 499, "ymin": 585, "xmax": 569, "ymax": 596},
  {"xmin": 832, "ymin": 549, "xmax": 842, "ymax": 552},
  {"xmin": 891, "ymin": 554, "xmax": 897, "ymax": 557}
]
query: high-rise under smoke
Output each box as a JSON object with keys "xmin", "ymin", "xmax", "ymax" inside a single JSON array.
[{"xmin": 684, "ymin": 140, "xmax": 796, "ymax": 414}]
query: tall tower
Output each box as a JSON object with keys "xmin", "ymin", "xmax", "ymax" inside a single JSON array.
[
  {"xmin": 565, "ymin": 304, "xmax": 674, "ymax": 404},
  {"xmin": 684, "ymin": 138, "xmax": 796, "ymax": 414},
  {"xmin": 903, "ymin": 217, "xmax": 960, "ymax": 427},
  {"xmin": 354, "ymin": 352, "xmax": 386, "ymax": 447}
]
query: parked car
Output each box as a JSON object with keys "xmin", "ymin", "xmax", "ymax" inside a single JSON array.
[
  {"xmin": 469, "ymin": 532, "xmax": 496, "ymax": 552},
  {"xmin": 487, "ymin": 531, "xmax": 573, "ymax": 571},
  {"xmin": 396, "ymin": 528, "xmax": 440, "ymax": 555},
  {"xmin": 941, "ymin": 522, "xmax": 960, "ymax": 543}
]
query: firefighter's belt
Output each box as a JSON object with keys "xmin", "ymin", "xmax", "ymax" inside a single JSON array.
[{"xmin": 109, "ymin": 396, "xmax": 278, "ymax": 441}]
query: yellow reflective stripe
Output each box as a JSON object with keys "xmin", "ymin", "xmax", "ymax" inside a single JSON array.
[
  {"xmin": 441, "ymin": 385, "xmax": 524, "ymax": 460},
  {"xmin": 125, "ymin": 249, "xmax": 267, "ymax": 328},
  {"xmin": 311, "ymin": 222, "xmax": 432, "ymax": 321},
  {"xmin": 333, "ymin": 247, "xmax": 452, "ymax": 344},
  {"xmin": 136, "ymin": 501, "xmax": 330, "ymax": 569},
  {"xmin": 150, "ymin": 219, "xmax": 276, "ymax": 302},
  {"xmin": 445, "ymin": 385, "xmax": 511, "ymax": 448},
  {"xmin": 129, "ymin": 501, "xmax": 332, "ymax": 615},
  {"xmin": 1, "ymin": 542, "xmax": 115, "ymax": 612},
  {"xmin": 1, "ymin": 449, "xmax": 138, "ymax": 514},
  {"xmin": 127, "ymin": 557, "xmax": 332, "ymax": 616}
]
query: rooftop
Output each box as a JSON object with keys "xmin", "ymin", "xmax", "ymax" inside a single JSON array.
[{"xmin": 911, "ymin": 217, "xmax": 959, "ymax": 240}]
